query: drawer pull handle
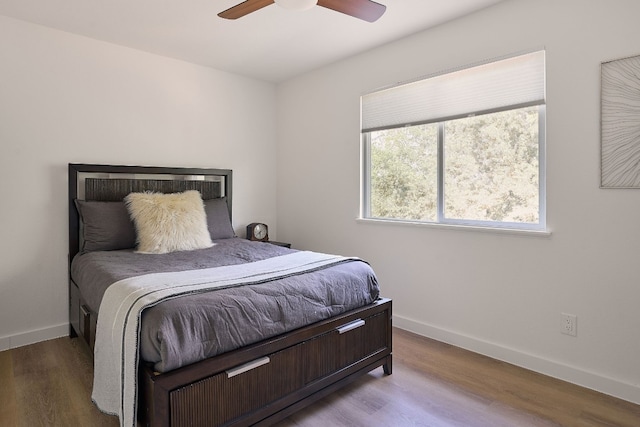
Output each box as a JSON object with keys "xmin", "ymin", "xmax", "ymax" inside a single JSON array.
[
  {"xmin": 226, "ymin": 356, "xmax": 270, "ymax": 378},
  {"xmin": 337, "ymin": 319, "xmax": 365, "ymax": 334},
  {"xmin": 80, "ymin": 305, "xmax": 91, "ymax": 344}
]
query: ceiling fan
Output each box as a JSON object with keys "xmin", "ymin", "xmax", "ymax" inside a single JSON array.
[{"xmin": 218, "ymin": 0, "xmax": 386, "ymax": 23}]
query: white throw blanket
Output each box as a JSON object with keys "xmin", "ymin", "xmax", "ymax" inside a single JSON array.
[{"xmin": 91, "ymin": 251, "xmax": 355, "ymax": 426}]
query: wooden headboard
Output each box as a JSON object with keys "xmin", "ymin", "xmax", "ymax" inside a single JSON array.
[{"xmin": 68, "ymin": 163, "xmax": 233, "ymax": 262}]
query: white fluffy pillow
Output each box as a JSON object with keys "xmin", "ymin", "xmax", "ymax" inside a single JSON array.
[{"xmin": 124, "ymin": 190, "xmax": 214, "ymax": 254}]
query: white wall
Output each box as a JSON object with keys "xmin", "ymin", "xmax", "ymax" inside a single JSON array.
[
  {"xmin": 276, "ymin": 0, "xmax": 640, "ymax": 404},
  {"xmin": 0, "ymin": 16, "xmax": 278, "ymax": 349}
]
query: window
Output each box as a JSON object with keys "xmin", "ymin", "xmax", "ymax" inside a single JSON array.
[{"xmin": 361, "ymin": 51, "xmax": 546, "ymax": 231}]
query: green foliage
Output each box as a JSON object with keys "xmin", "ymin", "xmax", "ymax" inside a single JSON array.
[
  {"xmin": 368, "ymin": 106, "xmax": 540, "ymax": 224},
  {"xmin": 370, "ymin": 124, "xmax": 438, "ymax": 221}
]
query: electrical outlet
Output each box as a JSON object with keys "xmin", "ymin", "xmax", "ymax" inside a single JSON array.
[{"xmin": 561, "ymin": 313, "xmax": 577, "ymax": 337}]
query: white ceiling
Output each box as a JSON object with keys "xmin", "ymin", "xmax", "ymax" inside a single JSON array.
[{"xmin": 0, "ymin": 0, "xmax": 505, "ymax": 83}]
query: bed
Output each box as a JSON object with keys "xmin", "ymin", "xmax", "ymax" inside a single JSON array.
[{"xmin": 67, "ymin": 163, "xmax": 392, "ymax": 427}]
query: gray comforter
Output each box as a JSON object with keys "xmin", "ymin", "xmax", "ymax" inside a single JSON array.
[{"xmin": 70, "ymin": 238, "xmax": 380, "ymax": 372}]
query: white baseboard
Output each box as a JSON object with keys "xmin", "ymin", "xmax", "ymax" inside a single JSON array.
[
  {"xmin": 394, "ymin": 314, "xmax": 640, "ymax": 405},
  {"xmin": 0, "ymin": 323, "xmax": 69, "ymax": 352}
]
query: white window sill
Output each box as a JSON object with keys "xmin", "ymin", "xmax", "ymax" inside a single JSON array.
[{"xmin": 356, "ymin": 218, "xmax": 551, "ymax": 237}]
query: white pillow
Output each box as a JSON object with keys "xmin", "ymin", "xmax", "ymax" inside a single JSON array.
[{"xmin": 125, "ymin": 190, "xmax": 214, "ymax": 254}]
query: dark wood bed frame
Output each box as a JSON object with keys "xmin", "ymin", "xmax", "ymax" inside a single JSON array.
[{"xmin": 68, "ymin": 163, "xmax": 392, "ymax": 427}]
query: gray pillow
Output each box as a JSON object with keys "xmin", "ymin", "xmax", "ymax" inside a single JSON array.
[
  {"xmin": 75, "ymin": 196, "xmax": 235, "ymax": 251},
  {"xmin": 75, "ymin": 200, "xmax": 136, "ymax": 251},
  {"xmin": 204, "ymin": 198, "xmax": 236, "ymax": 240}
]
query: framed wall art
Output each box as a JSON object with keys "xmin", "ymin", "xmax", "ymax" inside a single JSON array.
[{"xmin": 601, "ymin": 53, "xmax": 640, "ymax": 188}]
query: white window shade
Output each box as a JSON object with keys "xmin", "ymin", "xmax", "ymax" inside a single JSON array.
[{"xmin": 361, "ymin": 50, "xmax": 546, "ymax": 133}]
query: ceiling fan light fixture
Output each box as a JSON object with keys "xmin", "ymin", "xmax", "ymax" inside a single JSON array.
[{"xmin": 274, "ymin": 0, "xmax": 318, "ymax": 11}]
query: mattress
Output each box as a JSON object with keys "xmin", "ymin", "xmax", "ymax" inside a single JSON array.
[{"xmin": 70, "ymin": 238, "xmax": 380, "ymax": 372}]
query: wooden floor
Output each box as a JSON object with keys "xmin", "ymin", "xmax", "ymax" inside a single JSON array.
[{"xmin": 1, "ymin": 328, "xmax": 638, "ymax": 427}]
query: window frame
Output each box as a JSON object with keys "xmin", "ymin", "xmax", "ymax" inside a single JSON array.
[{"xmin": 361, "ymin": 105, "xmax": 547, "ymax": 232}]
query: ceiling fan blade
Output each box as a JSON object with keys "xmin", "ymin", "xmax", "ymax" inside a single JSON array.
[
  {"xmin": 317, "ymin": 0, "xmax": 386, "ymax": 22},
  {"xmin": 218, "ymin": 0, "xmax": 275, "ymax": 19}
]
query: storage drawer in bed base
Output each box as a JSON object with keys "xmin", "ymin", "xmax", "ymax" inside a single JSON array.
[
  {"xmin": 139, "ymin": 298, "xmax": 392, "ymax": 427},
  {"xmin": 69, "ymin": 279, "xmax": 96, "ymax": 351}
]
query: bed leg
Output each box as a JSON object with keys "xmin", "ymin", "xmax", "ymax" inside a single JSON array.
[{"xmin": 383, "ymin": 354, "xmax": 392, "ymax": 375}]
